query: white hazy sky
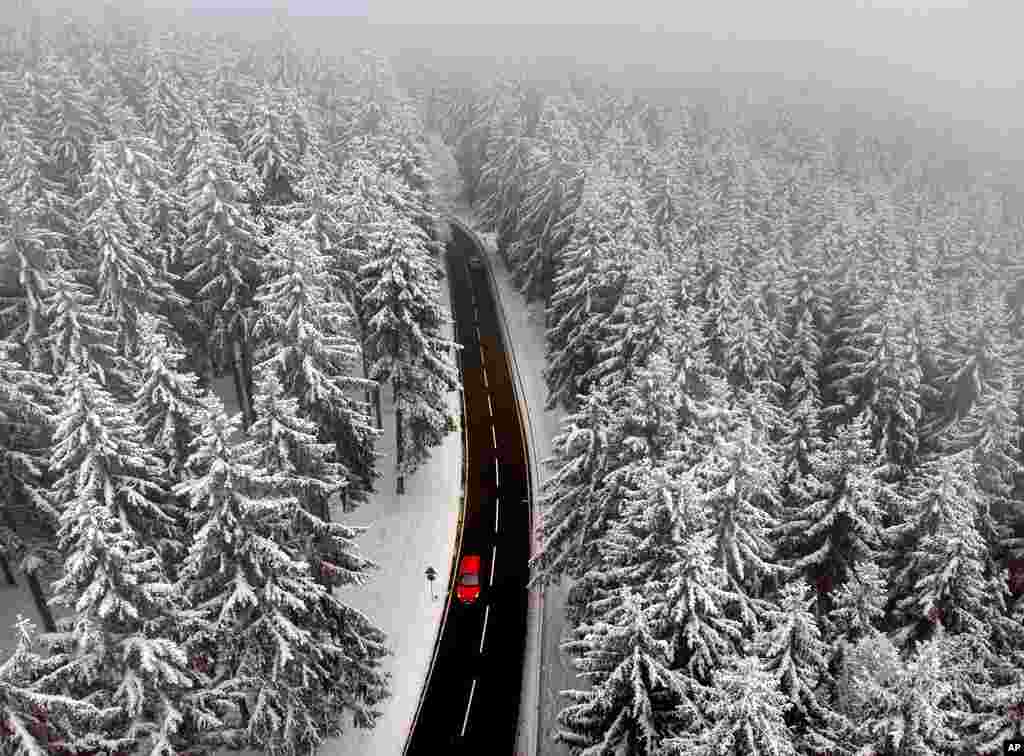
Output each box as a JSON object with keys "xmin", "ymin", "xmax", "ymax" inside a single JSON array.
[{"xmin": 368, "ymin": 0, "xmax": 1020, "ymax": 91}]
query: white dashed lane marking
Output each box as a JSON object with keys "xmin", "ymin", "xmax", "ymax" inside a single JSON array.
[
  {"xmin": 487, "ymin": 395, "xmax": 493, "ymax": 417},
  {"xmin": 490, "ymin": 545, "xmax": 497, "ymax": 585},
  {"xmin": 491, "ymin": 425, "xmax": 497, "ymax": 448},
  {"xmin": 495, "ymin": 498, "xmax": 500, "ymax": 532},
  {"xmin": 479, "ymin": 605, "xmax": 490, "ymax": 654},
  {"xmin": 461, "ymin": 678, "xmax": 477, "ymax": 737}
]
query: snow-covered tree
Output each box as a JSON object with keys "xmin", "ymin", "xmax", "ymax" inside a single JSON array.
[
  {"xmin": 78, "ymin": 141, "xmax": 172, "ymax": 351},
  {"xmin": 357, "ymin": 215, "xmax": 458, "ymax": 477},
  {"xmin": 181, "ymin": 126, "xmax": 262, "ymax": 419},
  {"xmin": 776, "ymin": 412, "xmax": 886, "ymax": 598},
  {"xmin": 142, "ymin": 55, "xmax": 188, "ymax": 157},
  {"xmin": 660, "ymin": 531, "xmax": 744, "ymax": 685},
  {"xmin": 825, "ymin": 279, "xmax": 922, "ymax": 481},
  {"xmin": 530, "ymin": 391, "xmax": 617, "ymax": 586},
  {"xmin": 47, "ymin": 365, "xmax": 214, "ymax": 755},
  {"xmin": 253, "ymin": 222, "xmax": 379, "ymax": 509},
  {"xmin": 557, "ymin": 589, "xmax": 701, "ymax": 755},
  {"xmin": 697, "ymin": 417, "xmax": 783, "ymax": 615},
  {"xmin": 236, "ymin": 370, "xmax": 345, "ymax": 527},
  {"xmin": 44, "ymin": 267, "xmax": 125, "ymax": 387},
  {"xmin": 174, "ymin": 397, "xmax": 390, "ymax": 752},
  {"xmin": 0, "ymin": 616, "xmax": 114, "ymax": 756},
  {"xmin": 588, "ymin": 254, "xmax": 675, "ymax": 393},
  {"xmin": 886, "ymin": 453, "xmax": 998, "ymax": 648},
  {"xmin": 243, "ymin": 86, "xmax": 302, "ymax": 205},
  {"xmin": 661, "ymin": 656, "xmax": 797, "ymax": 756},
  {"xmin": 752, "ymin": 582, "xmax": 848, "ymax": 752},
  {"xmin": 44, "ymin": 61, "xmax": 100, "ymax": 193},
  {"xmin": 131, "ymin": 314, "xmax": 204, "ymax": 482},
  {"xmin": 837, "ymin": 632, "xmax": 966, "ymax": 756}
]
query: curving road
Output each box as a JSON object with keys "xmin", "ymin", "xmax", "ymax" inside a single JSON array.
[{"xmin": 403, "ymin": 223, "xmax": 531, "ymax": 754}]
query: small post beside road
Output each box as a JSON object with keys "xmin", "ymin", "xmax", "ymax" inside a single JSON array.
[{"xmin": 425, "ymin": 565, "xmax": 438, "ymax": 601}]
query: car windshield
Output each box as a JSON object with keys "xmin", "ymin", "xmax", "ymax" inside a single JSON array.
[{"xmin": 461, "ymin": 573, "xmax": 479, "ymax": 586}]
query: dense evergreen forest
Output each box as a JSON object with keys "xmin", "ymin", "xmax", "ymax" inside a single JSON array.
[
  {"xmin": 404, "ymin": 63, "xmax": 1024, "ymax": 754},
  {"xmin": 0, "ymin": 7, "xmax": 460, "ymax": 756}
]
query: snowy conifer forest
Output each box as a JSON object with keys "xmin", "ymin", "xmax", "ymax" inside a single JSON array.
[
  {"xmin": 0, "ymin": 6, "xmax": 461, "ymax": 756},
  {"xmin": 405, "ymin": 61, "xmax": 1024, "ymax": 754}
]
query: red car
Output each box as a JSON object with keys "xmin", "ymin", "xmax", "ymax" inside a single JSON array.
[{"xmin": 456, "ymin": 554, "xmax": 481, "ymax": 604}]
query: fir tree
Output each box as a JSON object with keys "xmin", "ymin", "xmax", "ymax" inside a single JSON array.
[
  {"xmin": 556, "ymin": 590, "xmax": 699, "ymax": 756},
  {"xmin": 131, "ymin": 314, "xmax": 205, "ymax": 482},
  {"xmin": 253, "ymin": 222, "xmax": 379, "ymax": 509},
  {"xmin": 752, "ymin": 582, "xmax": 848, "ymax": 752},
  {"xmin": 530, "ymin": 391, "xmax": 617, "ymax": 586},
  {"xmin": 0, "ymin": 616, "xmax": 114, "ymax": 756},
  {"xmin": 697, "ymin": 418, "xmax": 783, "ymax": 618},
  {"xmin": 181, "ymin": 126, "xmax": 262, "ymax": 417},
  {"xmin": 48, "ymin": 365, "xmax": 211, "ymax": 755},
  {"xmin": 777, "ymin": 412, "xmax": 886, "ymax": 599},
  {"xmin": 886, "ymin": 453, "xmax": 998, "ymax": 648},
  {"xmin": 661, "ymin": 656, "xmax": 797, "ymax": 756},
  {"xmin": 357, "ymin": 214, "xmax": 458, "ymax": 478},
  {"xmin": 837, "ymin": 632, "xmax": 966, "ymax": 755},
  {"xmin": 174, "ymin": 397, "xmax": 390, "ymax": 752}
]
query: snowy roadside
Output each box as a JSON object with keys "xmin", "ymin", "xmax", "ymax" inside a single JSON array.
[
  {"xmin": 325, "ymin": 273, "xmax": 462, "ymax": 756},
  {"xmin": 203, "ymin": 275, "xmax": 461, "ymax": 756}
]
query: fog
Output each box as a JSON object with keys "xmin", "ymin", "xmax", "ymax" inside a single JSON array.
[{"xmin": 11, "ymin": 0, "xmax": 1024, "ymax": 168}]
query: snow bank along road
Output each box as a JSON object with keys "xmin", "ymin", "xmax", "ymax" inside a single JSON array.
[{"xmin": 403, "ymin": 223, "xmax": 532, "ymax": 752}]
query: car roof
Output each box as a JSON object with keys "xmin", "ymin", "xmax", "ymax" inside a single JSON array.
[{"xmin": 460, "ymin": 554, "xmax": 481, "ymax": 570}]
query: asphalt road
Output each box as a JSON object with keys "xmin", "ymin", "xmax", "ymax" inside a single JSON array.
[{"xmin": 403, "ymin": 224, "xmax": 531, "ymax": 754}]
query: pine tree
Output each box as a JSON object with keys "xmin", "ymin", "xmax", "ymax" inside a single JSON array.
[
  {"xmin": 543, "ymin": 168, "xmax": 622, "ymax": 411},
  {"xmin": 589, "ymin": 254, "xmax": 675, "ymax": 393},
  {"xmin": 235, "ymin": 370, "xmax": 345, "ymax": 529},
  {"xmin": 47, "ymin": 365, "xmax": 212, "ymax": 755},
  {"xmin": 697, "ymin": 417, "xmax": 783, "ymax": 620},
  {"xmin": 837, "ymin": 632, "xmax": 966, "ymax": 755},
  {"xmin": 181, "ymin": 126, "xmax": 262, "ymax": 418},
  {"xmin": 556, "ymin": 589, "xmax": 699, "ymax": 755},
  {"xmin": 826, "ymin": 278, "xmax": 922, "ymax": 482},
  {"xmin": 357, "ymin": 214, "xmax": 458, "ymax": 478},
  {"xmin": 886, "ymin": 453, "xmax": 998, "ymax": 648},
  {"xmin": 0, "ymin": 616, "xmax": 114, "ymax": 756},
  {"xmin": 78, "ymin": 141, "xmax": 169, "ymax": 351},
  {"xmin": 131, "ymin": 314, "xmax": 204, "ymax": 482},
  {"xmin": 44, "ymin": 268, "xmax": 124, "ymax": 386},
  {"xmin": 142, "ymin": 55, "xmax": 188, "ymax": 157},
  {"xmin": 777, "ymin": 412, "xmax": 886, "ymax": 598},
  {"xmin": 243, "ymin": 86, "xmax": 302, "ymax": 206},
  {"xmin": 174, "ymin": 397, "xmax": 390, "ymax": 752},
  {"xmin": 661, "ymin": 656, "xmax": 797, "ymax": 756},
  {"xmin": 659, "ymin": 530, "xmax": 744, "ymax": 685},
  {"xmin": 530, "ymin": 390, "xmax": 618, "ymax": 586},
  {"xmin": 752, "ymin": 582, "xmax": 847, "ymax": 752},
  {"xmin": 44, "ymin": 60, "xmax": 100, "ymax": 193},
  {"xmin": 253, "ymin": 222, "xmax": 379, "ymax": 509}
]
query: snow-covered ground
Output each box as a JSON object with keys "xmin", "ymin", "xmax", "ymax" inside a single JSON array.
[{"xmin": 325, "ymin": 276, "xmax": 462, "ymax": 755}]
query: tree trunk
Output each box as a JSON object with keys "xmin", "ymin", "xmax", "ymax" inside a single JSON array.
[
  {"xmin": 25, "ymin": 568, "xmax": 55, "ymax": 633},
  {"xmin": 0, "ymin": 552, "xmax": 15, "ymax": 586},
  {"xmin": 395, "ymin": 380, "xmax": 404, "ymax": 495},
  {"xmin": 230, "ymin": 346, "xmax": 249, "ymax": 428}
]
